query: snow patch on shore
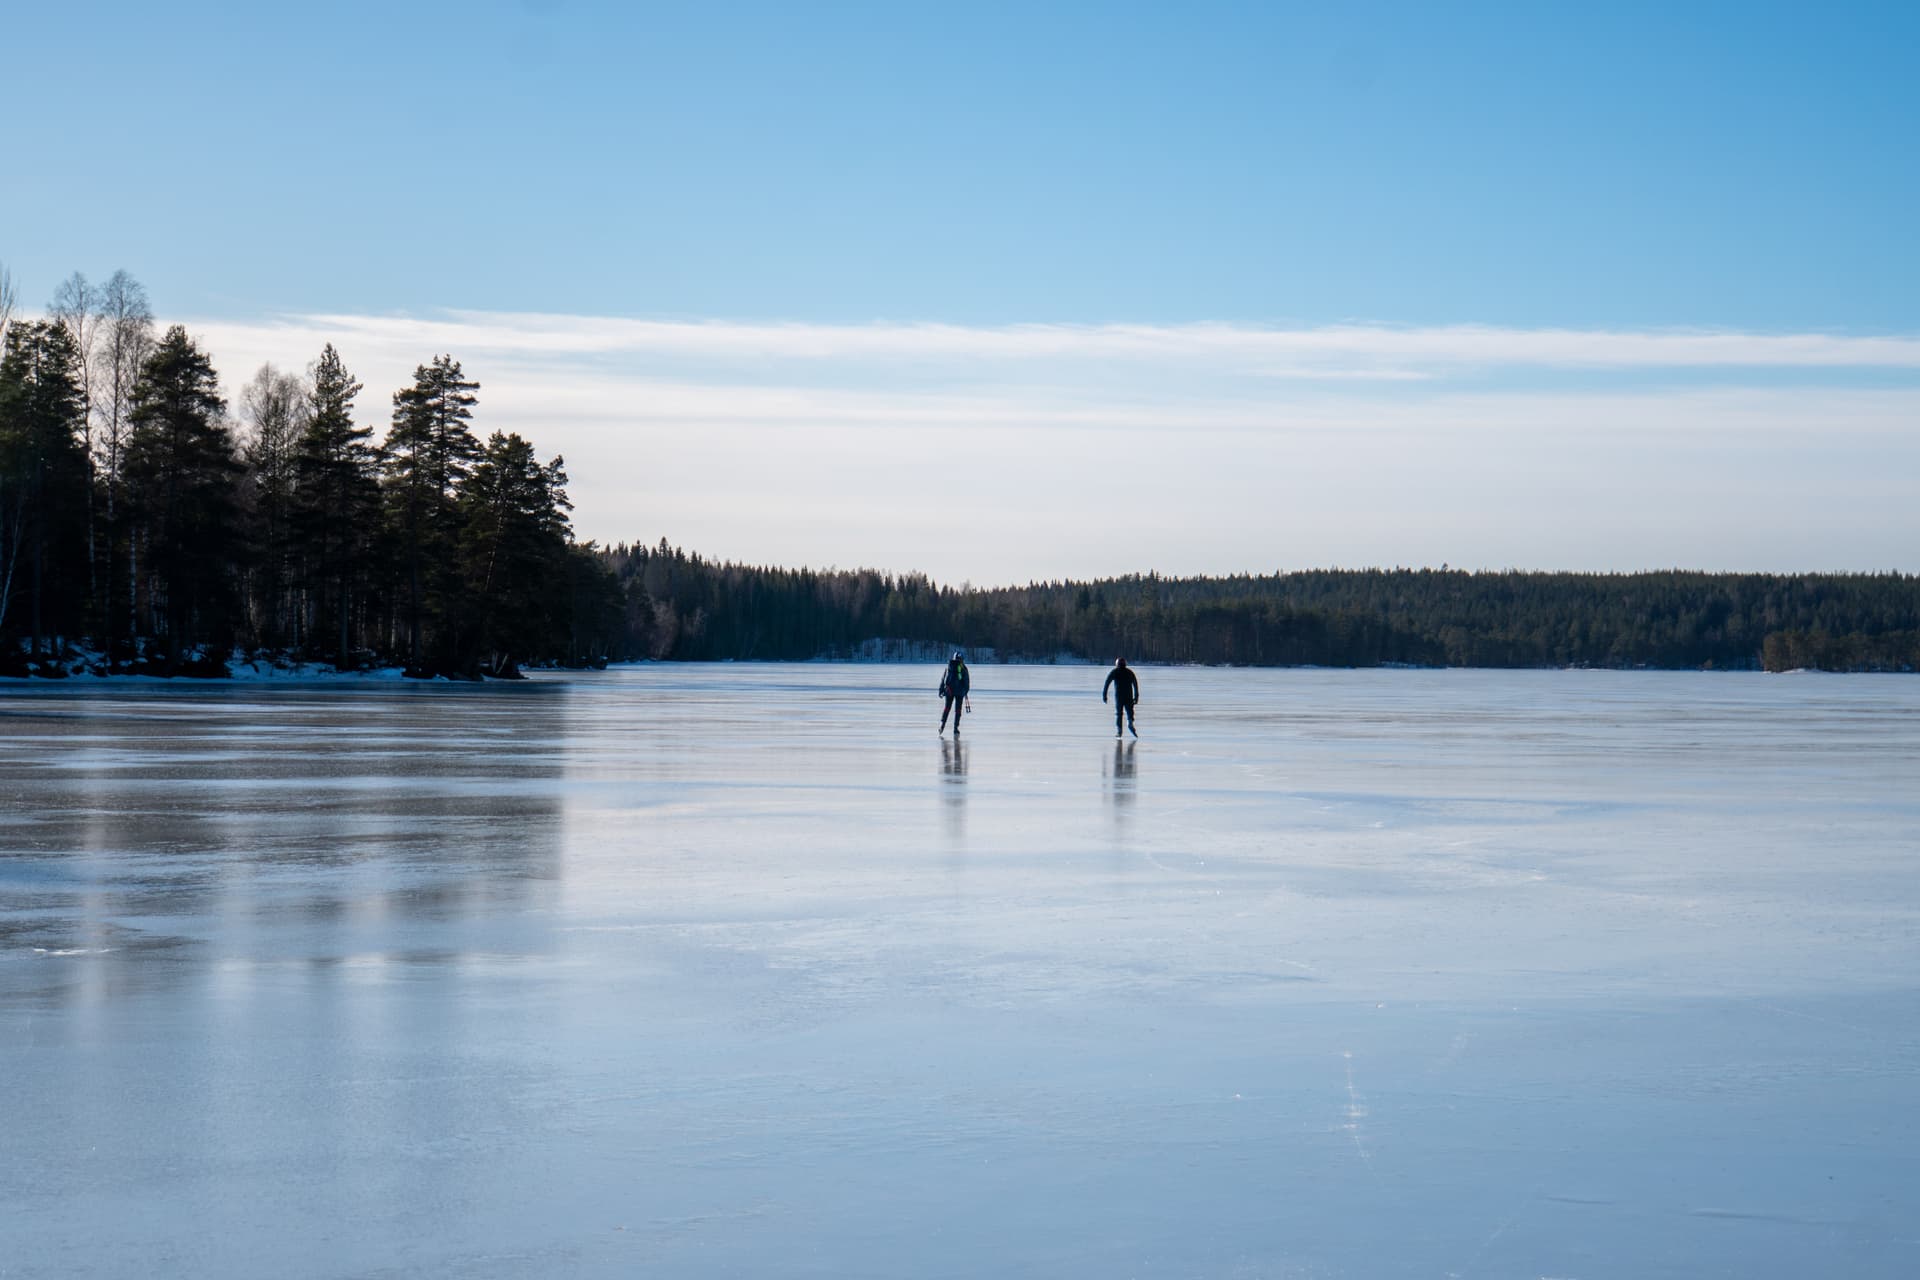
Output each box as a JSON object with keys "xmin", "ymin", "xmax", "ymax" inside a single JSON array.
[
  {"xmin": 227, "ymin": 656, "xmax": 409, "ymax": 681},
  {"xmin": 0, "ymin": 641, "xmax": 410, "ymax": 682}
]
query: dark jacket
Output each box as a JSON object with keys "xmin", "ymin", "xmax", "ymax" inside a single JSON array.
[
  {"xmin": 1103, "ymin": 665, "xmax": 1139, "ymax": 705},
  {"xmin": 940, "ymin": 661, "xmax": 971, "ymax": 699}
]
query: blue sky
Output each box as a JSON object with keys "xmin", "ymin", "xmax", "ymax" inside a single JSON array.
[{"xmin": 7, "ymin": 1, "xmax": 1919, "ymax": 580}]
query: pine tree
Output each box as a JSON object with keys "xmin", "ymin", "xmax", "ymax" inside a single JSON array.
[
  {"xmin": 292, "ymin": 344, "xmax": 377, "ymax": 668},
  {"xmin": 382, "ymin": 354, "xmax": 480, "ymax": 670},
  {"xmin": 123, "ymin": 326, "xmax": 240, "ymax": 667}
]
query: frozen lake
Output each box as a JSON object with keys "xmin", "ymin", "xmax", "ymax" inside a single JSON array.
[{"xmin": 2, "ymin": 665, "xmax": 1917, "ymax": 1278}]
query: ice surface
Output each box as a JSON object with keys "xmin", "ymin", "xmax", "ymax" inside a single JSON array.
[{"xmin": 2, "ymin": 666, "xmax": 1917, "ymax": 1278}]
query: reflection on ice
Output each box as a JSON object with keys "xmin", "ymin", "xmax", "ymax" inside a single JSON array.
[
  {"xmin": 1105, "ymin": 737, "xmax": 1137, "ymax": 806},
  {"xmin": 3, "ymin": 666, "xmax": 1919, "ymax": 1278},
  {"xmin": 938, "ymin": 735, "xmax": 968, "ymax": 844},
  {"xmin": 2, "ymin": 683, "xmax": 567, "ymax": 1010}
]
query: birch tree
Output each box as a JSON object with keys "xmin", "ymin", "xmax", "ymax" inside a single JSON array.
[
  {"xmin": 239, "ymin": 363, "xmax": 307, "ymax": 646},
  {"xmin": 48, "ymin": 273, "xmax": 103, "ymax": 610},
  {"xmin": 0, "ymin": 263, "xmax": 16, "ymax": 350},
  {"xmin": 93, "ymin": 270, "xmax": 153, "ymax": 656}
]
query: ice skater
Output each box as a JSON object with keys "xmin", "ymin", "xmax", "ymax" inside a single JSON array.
[
  {"xmin": 938, "ymin": 651, "xmax": 971, "ymax": 735},
  {"xmin": 1102, "ymin": 657, "xmax": 1139, "ymax": 737}
]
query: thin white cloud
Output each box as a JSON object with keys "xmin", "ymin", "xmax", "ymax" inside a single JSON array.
[
  {"xmin": 478, "ymin": 375, "xmax": 1920, "ymax": 439},
  {"xmin": 203, "ymin": 311, "xmax": 1920, "ymax": 372}
]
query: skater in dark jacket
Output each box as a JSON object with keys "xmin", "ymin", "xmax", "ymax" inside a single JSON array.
[
  {"xmin": 1102, "ymin": 657, "xmax": 1139, "ymax": 737},
  {"xmin": 939, "ymin": 653, "xmax": 971, "ymax": 735}
]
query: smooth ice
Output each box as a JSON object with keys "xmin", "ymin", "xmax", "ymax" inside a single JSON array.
[{"xmin": 2, "ymin": 666, "xmax": 1917, "ymax": 1278}]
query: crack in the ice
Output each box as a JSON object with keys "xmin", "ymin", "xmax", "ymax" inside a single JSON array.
[
  {"xmin": 1341, "ymin": 1050, "xmax": 1379, "ymax": 1183},
  {"xmin": 1446, "ymin": 1214, "xmax": 1514, "ymax": 1278}
]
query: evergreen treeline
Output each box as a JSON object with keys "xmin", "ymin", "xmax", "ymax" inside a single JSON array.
[
  {"xmin": 0, "ymin": 268, "xmax": 622, "ymax": 678},
  {"xmin": 603, "ymin": 546, "xmax": 1920, "ymax": 673}
]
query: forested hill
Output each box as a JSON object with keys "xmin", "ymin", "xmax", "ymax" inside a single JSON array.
[{"xmin": 606, "ymin": 544, "xmax": 1920, "ymax": 673}]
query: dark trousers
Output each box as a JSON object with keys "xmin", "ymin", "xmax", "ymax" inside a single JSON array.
[
  {"xmin": 1114, "ymin": 698, "xmax": 1136, "ymax": 733},
  {"xmin": 942, "ymin": 694, "xmax": 965, "ymax": 732}
]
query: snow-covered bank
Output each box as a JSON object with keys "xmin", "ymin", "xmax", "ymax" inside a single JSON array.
[
  {"xmin": 0, "ymin": 642, "xmax": 412, "ymax": 682},
  {"xmin": 226, "ymin": 657, "xmax": 411, "ymax": 681}
]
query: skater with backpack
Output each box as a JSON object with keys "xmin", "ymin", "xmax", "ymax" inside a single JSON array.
[{"xmin": 939, "ymin": 652, "xmax": 972, "ymax": 735}]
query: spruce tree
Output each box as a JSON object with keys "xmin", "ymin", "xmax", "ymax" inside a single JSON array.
[
  {"xmin": 0, "ymin": 322, "xmax": 91, "ymax": 659},
  {"xmin": 123, "ymin": 326, "xmax": 240, "ymax": 667},
  {"xmin": 458, "ymin": 431, "xmax": 572, "ymax": 675},
  {"xmin": 292, "ymin": 344, "xmax": 377, "ymax": 668},
  {"xmin": 382, "ymin": 354, "xmax": 480, "ymax": 670}
]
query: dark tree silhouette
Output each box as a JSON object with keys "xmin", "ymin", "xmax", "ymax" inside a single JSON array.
[
  {"xmin": 123, "ymin": 326, "xmax": 241, "ymax": 667},
  {"xmin": 383, "ymin": 354, "xmax": 480, "ymax": 669},
  {"xmin": 459, "ymin": 431, "xmax": 572, "ymax": 675},
  {"xmin": 0, "ymin": 321, "xmax": 91, "ymax": 659},
  {"xmin": 292, "ymin": 343, "xmax": 378, "ymax": 667}
]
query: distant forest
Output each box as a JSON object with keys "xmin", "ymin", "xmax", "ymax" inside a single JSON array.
[
  {"xmin": 606, "ymin": 547, "xmax": 1920, "ymax": 673},
  {"xmin": 3, "ymin": 267, "xmax": 1916, "ymax": 677}
]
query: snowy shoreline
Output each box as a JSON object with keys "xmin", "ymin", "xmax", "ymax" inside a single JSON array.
[
  {"xmin": 0, "ymin": 660, "xmax": 1877, "ymax": 685},
  {"xmin": 0, "ymin": 638, "xmax": 1880, "ymax": 683}
]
